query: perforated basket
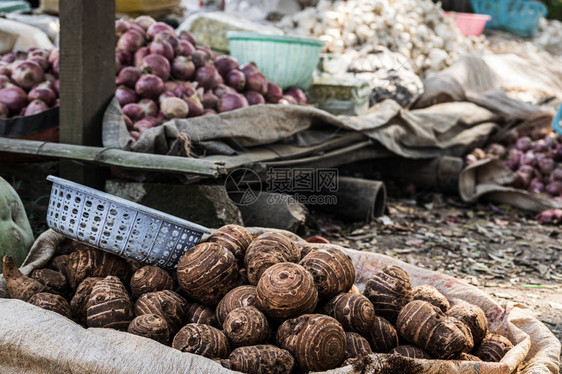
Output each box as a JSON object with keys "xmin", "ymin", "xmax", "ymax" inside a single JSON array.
[
  {"xmin": 552, "ymin": 104, "xmax": 562, "ymax": 135},
  {"xmin": 471, "ymin": 0, "xmax": 547, "ymax": 38},
  {"xmin": 45, "ymin": 176, "xmax": 210, "ymax": 269}
]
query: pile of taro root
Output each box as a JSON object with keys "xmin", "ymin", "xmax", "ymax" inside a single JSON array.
[
  {"xmin": 113, "ymin": 16, "xmax": 307, "ymax": 141},
  {"xmin": 3, "ymin": 225, "xmax": 514, "ymax": 373},
  {"xmin": 0, "ymin": 48, "xmax": 59, "ymax": 118}
]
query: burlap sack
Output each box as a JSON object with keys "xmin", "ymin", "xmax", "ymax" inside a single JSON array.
[{"xmin": 0, "ymin": 229, "xmax": 560, "ymax": 374}]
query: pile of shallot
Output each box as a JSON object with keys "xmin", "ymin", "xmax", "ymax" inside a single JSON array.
[
  {"xmin": 114, "ymin": 16, "xmax": 306, "ymax": 141},
  {"xmin": 466, "ymin": 129, "xmax": 562, "ymax": 201},
  {"xmin": 0, "ymin": 48, "xmax": 59, "ymax": 119}
]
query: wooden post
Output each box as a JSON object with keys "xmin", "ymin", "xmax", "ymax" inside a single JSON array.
[{"xmin": 59, "ymin": 0, "xmax": 115, "ymax": 188}]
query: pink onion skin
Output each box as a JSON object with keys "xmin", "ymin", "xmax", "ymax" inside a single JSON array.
[
  {"xmin": 2, "ymin": 53, "xmax": 16, "ymax": 63},
  {"xmin": 134, "ymin": 16, "xmax": 156, "ymax": 31},
  {"xmin": 203, "ymin": 109, "xmax": 217, "ymax": 116},
  {"xmin": 27, "ymin": 56, "xmax": 49, "ymax": 71},
  {"xmin": 219, "ymin": 92, "xmax": 249, "ymax": 113},
  {"xmin": 266, "ymin": 82, "xmax": 283, "ymax": 103},
  {"xmin": 551, "ymin": 144, "xmax": 562, "ymax": 162},
  {"xmin": 213, "ymin": 83, "xmax": 236, "ymax": 98},
  {"xmin": 122, "ymin": 103, "xmax": 145, "ymax": 122},
  {"xmin": 116, "ymin": 66, "xmax": 142, "ymax": 88},
  {"xmin": 161, "ymin": 97, "xmax": 189, "ymax": 118},
  {"xmin": 0, "ymin": 103, "xmax": 8, "ymax": 118},
  {"xmin": 511, "ymin": 170, "xmax": 532, "ymax": 189},
  {"xmin": 550, "ymin": 168, "xmax": 562, "ymax": 182},
  {"xmin": 185, "ymin": 96, "xmax": 205, "ymax": 117},
  {"xmin": 201, "ymin": 91, "xmax": 219, "ymax": 110},
  {"xmin": 532, "ymin": 140, "xmax": 547, "ymax": 153},
  {"xmin": 138, "ymin": 98, "xmax": 158, "ymax": 117},
  {"xmin": 133, "ymin": 119, "xmax": 154, "ymax": 133},
  {"xmin": 537, "ymin": 209, "xmax": 562, "ymax": 224},
  {"xmin": 159, "ymin": 91, "xmax": 176, "ymax": 105},
  {"xmin": 515, "ymin": 136, "xmax": 533, "ymax": 152},
  {"xmin": 190, "ymin": 50, "xmax": 210, "ymax": 69},
  {"xmin": 0, "ymin": 86, "xmax": 27, "ymax": 113},
  {"xmin": 173, "ymin": 85, "xmax": 196, "ymax": 100},
  {"xmin": 123, "ymin": 114, "xmax": 133, "ymax": 130},
  {"xmin": 116, "ymin": 86, "xmax": 138, "ymax": 107},
  {"xmin": 154, "ymin": 30, "xmax": 179, "ymax": 49},
  {"xmin": 24, "ymin": 99, "xmax": 48, "ymax": 116},
  {"xmin": 48, "ymin": 49, "xmax": 59, "ymax": 65},
  {"xmin": 0, "ymin": 75, "xmax": 10, "ymax": 88},
  {"xmin": 147, "ymin": 22, "xmax": 174, "ymax": 40},
  {"xmin": 245, "ymin": 72, "xmax": 268, "ymax": 95},
  {"xmin": 143, "ymin": 116, "xmax": 162, "ymax": 127},
  {"xmin": 11, "ymin": 61, "xmax": 44, "ymax": 90},
  {"xmin": 0, "ymin": 62, "xmax": 11, "ymax": 77},
  {"xmin": 134, "ymin": 47, "xmax": 149, "ymax": 67},
  {"xmin": 539, "ymin": 157, "xmax": 555, "ymax": 175},
  {"xmin": 241, "ymin": 62, "xmax": 259, "ymax": 76},
  {"xmin": 164, "ymin": 80, "xmax": 181, "ymax": 93},
  {"xmin": 28, "ymin": 86, "xmax": 56, "ymax": 106},
  {"xmin": 148, "ymin": 41, "xmax": 174, "ymax": 61},
  {"xmin": 529, "ymin": 178, "xmax": 545, "ymax": 194},
  {"xmin": 244, "ymin": 91, "xmax": 265, "ymax": 105},
  {"xmin": 195, "ymin": 45, "xmax": 216, "ymax": 61},
  {"xmin": 117, "ymin": 29, "xmax": 145, "ymax": 53},
  {"xmin": 116, "ymin": 49, "xmax": 133, "ymax": 67},
  {"xmin": 546, "ymin": 182, "xmax": 562, "ymax": 196},
  {"xmin": 135, "ymin": 74, "xmax": 165, "ymax": 99},
  {"xmin": 141, "ymin": 54, "xmax": 171, "ymax": 81},
  {"xmin": 115, "ymin": 19, "xmax": 131, "ymax": 38},
  {"xmin": 178, "ymin": 31, "xmax": 197, "ymax": 46},
  {"xmin": 171, "ymin": 56, "xmax": 196, "ymax": 80},
  {"xmin": 215, "ymin": 56, "xmax": 239, "ymax": 77},
  {"xmin": 130, "ymin": 130, "xmax": 140, "ymax": 141},
  {"xmin": 115, "ymin": 56, "xmax": 123, "ymax": 74},
  {"xmin": 284, "ymin": 87, "xmax": 307, "ymax": 104},
  {"xmin": 520, "ymin": 151, "xmax": 536, "ymax": 167},
  {"xmin": 195, "ymin": 65, "xmax": 221, "ymax": 90},
  {"xmin": 53, "ymin": 80, "xmax": 60, "ymax": 96},
  {"xmin": 225, "ymin": 69, "xmax": 246, "ymax": 91},
  {"xmin": 544, "ymin": 133, "xmax": 559, "ymax": 148},
  {"xmin": 175, "ymin": 40, "xmax": 196, "ymax": 57},
  {"xmin": 279, "ymin": 95, "xmax": 298, "ymax": 105}
]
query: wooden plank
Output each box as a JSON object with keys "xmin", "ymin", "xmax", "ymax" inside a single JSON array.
[{"xmin": 59, "ymin": 0, "xmax": 116, "ymax": 187}]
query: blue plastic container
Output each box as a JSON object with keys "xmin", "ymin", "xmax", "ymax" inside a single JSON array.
[
  {"xmin": 471, "ymin": 0, "xmax": 547, "ymax": 38},
  {"xmin": 552, "ymin": 104, "xmax": 562, "ymax": 135}
]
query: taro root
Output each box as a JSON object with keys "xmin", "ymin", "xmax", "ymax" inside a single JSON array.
[
  {"xmin": 208, "ymin": 224, "xmax": 253, "ymax": 263},
  {"xmin": 31, "ymin": 268, "xmax": 69, "ymax": 297},
  {"xmin": 67, "ymin": 246, "xmax": 129, "ymax": 289},
  {"xmin": 177, "ymin": 242, "xmax": 240, "ymax": 306},
  {"xmin": 276, "ymin": 314, "xmax": 346, "ymax": 372},
  {"xmin": 86, "ymin": 276, "xmax": 133, "ymax": 330},
  {"xmin": 299, "ymin": 246, "xmax": 355, "ymax": 299},
  {"xmin": 134, "ymin": 290, "xmax": 187, "ymax": 334},
  {"xmin": 229, "ymin": 345, "xmax": 295, "ymax": 374},
  {"xmin": 367, "ymin": 315, "xmax": 399, "ymax": 353},
  {"xmin": 216, "ymin": 285, "xmax": 260, "ymax": 326},
  {"xmin": 223, "ymin": 306, "xmax": 270, "ymax": 347},
  {"xmin": 412, "ymin": 285, "xmax": 450, "ymax": 313},
  {"xmin": 389, "ymin": 345, "xmax": 431, "ymax": 359},
  {"xmin": 128, "ymin": 314, "xmax": 170, "ymax": 345},
  {"xmin": 213, "ymin": 358, "xmax": 232, "ymax": 369},
  {"xmin": 48, "ymin": 254, "xmax": 69, "ymax": 275},
  {"xmin": 256, "ymin": 262, "xmax": 318, "ymax": 319},
  {"xmin": 396, "ymin": 300, "xmax": 469, "ymax": 359},
  {"xmin": 447, "ymin": 299, "xmax": 488, "ymax": 346},
  {"xmin": 130, "ymin": 265, "xmax": 174, "ymax": 298},
  {"xmin": 28, "ymin": 292, "xmax": 72, "ymax": 319},
  {"xmin": 362, "ymin": 265, "xmax": 413, "ymax": 323},
  {"xmin": 298, "ymin": 242, "xmax": 317, "ymax": 258},
  {"xmin": 349, "ymin": 284, "xmax": 360, "ymax": 294},
  {"xmin": 455, "ymin": 352, "xmax": 482, "ymax": 361},
  {"xmin": 70, "ymin": 277, "xmax": 103, "ymax": 324},
  {"xmin": 244, "ymin": 232, "xmax": 300, "ymax": 285},
  {"xmin": 185, "ymin": 302, "xmax": 218, "ymax": 327},
  {"xmin": 345, "ymin": 332, "xmax": 373, "ymax": 359},
  {"xmin": 172, "ymin": 323, "xmax": 230, "ymax": 359},
  {"xmin": 452, "ymin": 318, "xmax": 474, "ymax": 353},
  {"xmin": 322, "ymin": 293, "xmax": 375, "ymax": 335},
  {"xmin": 3, "ymin": 255, "xmax": 45, "ymax": 301},
  {"xmin": 474, "ymin": 334, "xmax": 514, "ymax": 362}
]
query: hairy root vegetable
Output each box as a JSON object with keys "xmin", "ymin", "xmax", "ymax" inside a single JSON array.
[
  {"xmin": 322, "ymin": 293, "xmax": 375, "ymax": 335},
  {"xmin": 172, "ymin": 323, "xmax": 230, "ymax": 359},
  {"xmin": 48, "ymin": 255, "xmax": 69, "ymax": 276},
  {"xmin": 3, "ymin": 255, "xmax": 45, "ymax": 301},
  {"xmin": 185, "ymin": 302, "xmax": 218, "ymax": 327},
  {"xmin": 299, "ymin": 246, "xmax": 355, "ymax": 299},
  {"xmin": 86, "ymin": 276, "xmax": 133, "ymax": 330},
  {"xmin": 363, "ymin": 265, "xmax": 413, "ymax": 323},
  {"xmin": 223, "ymin": 306, "xmax": 270, "ymax": 347},
  {"xmin": 455, "ymin": 352, "xmax": 482, "ymax": 361},
  {"xmin": 70, "ymin": 277, "xmax": 103, "ymax": 324},
  {"xmin": 397, "ymin": 300, "xmax": 470, "ymax": 359},
  {"xmin": 229, "ymin": 345, "xmax": 295, "ymax": 374},
  {"xmin": 245, "ymin": 232, "xmax": 300, "ymax": 285},
  {"xmin": 412, "ymin": 285, "xmax": 450, "ymax": 313},
  {"xmin": 212, "ymin": 358, "xmax": 232, "ymax": 369},
  {"xmin": 367, "ymin": 315, "xmax": 399, "ymax": 353},
  {"xmin": 28, "ymin": 292, "xmax": 72, "ymax": 319},
  {"xmin": 134, "ymin": 290, "xmax": 187, "ymax": 334},
  {"xmin": 67, "ymin": 246, "xmax": 129, "ymax": 289},
  {"xmin": 208, "ymin": 225, "xmax": 253, "ymax": 264},
  {"xmin": 216, "ymin": 285, "xmax": 260, "ymax": 326},
  {"xmin": 31, "ymin": 268, "xmax": 69, "ymax": 297},
  {"xmin": 344, "ymin": 332, "xmax": 373, "ymax": 359},
  {"xmin": 452, "ymin": 318, "xmax": 474, "ymax": 353},
  {"xmin": 474, "ymin": 334, "xmax": 514, "ymax": 362},
  {"xmin": 177, "ymin": 242, "xmax": 240, "ymax": 306},
  {"xmin": 130, "ymin": 265, "xmax": 174, "ymax": 298},
  {"xmin": 257, "ymin": 262, "xmax": 318, "ymax": 319},
  {"xmin": 447, "ymin": 300, "xmax": 488, "ymax": 346},
  {"xmin": 128, "ymin": 314, "xmax": 170, "ymax": 345},
  {"xmin": 389, "ymin": 345, "xmax": 431, "ymax": 359}
]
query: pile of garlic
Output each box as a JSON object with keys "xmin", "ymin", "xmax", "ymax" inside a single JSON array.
[
  {"xmin": 277, "ymin": 0, "xmax": 487, "ymax": 76},
  {"xmin": 534, "ymin": 18, "xmax": 562, "ymax": 56}
]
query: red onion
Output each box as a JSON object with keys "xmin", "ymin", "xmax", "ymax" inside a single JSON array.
[
  {"xmin": 485, "ymin": 143, "xmax": 506, "ymax": 157},
  {"xmin": 134, "ymin": 47, "xmax": 149, "ymax": 67},
  {"xmin": 213, "ymin": 83, "xmax": 236, "ymax": 98},
  {"xmin": 116, "ymin": 49, "xmax": 133, "ymax": 67},
  {"xmin": 219, "ymin": 92, "xmax": 249, "ymax": 113},
  {"xmin": 195, "ymin": 65, "xmax": 221, "ymax": 90},
  {"xmin": 532, "ymin": 140, "xmax": 547, "ymax": 153},
  {"xmin": 203, "ymin": 109, "xmax": 217, "ymax": 116},
  {"xmin": 171, "ymin": 56, "xmax": 196, "ymax": 80},
  {"xmin": 241, "ymin": 62, "xmax": 259, "ymax": 76},
  {"xmin": 122, "ymin": 103, "xmax": 145, "ymax": 121},
  {"xmin": 551, "ymin": 144, "xmax": 562, "ymax": 162},
  {"xmin": 28, "ymin": 85, "xmax": 56, "ymax": 106},
  {"xmin": 154, "ymin": 30, "xmax": 179, "ymax": 49},
  {"xmin": 148, "ymin": 41, "xmax": 174, "ymax": 61},
  {"xmin": 48, "ymin": 49, "xmax": 59, "ymax": 65},
  {"xmin": 53, "ymin": 80, "xmax": 60, "ymax": 95},
  {"xmin": 0, "ymin": 62, "xmax": 11, "ymax": 77},
  {"xmin": 190, "ymin": 50, "xmax": 209, "ymax": 68},
  {"xmin": 515, "ymin": 136, "xmax": 532, "ymax": 152},
  {"xmin": 164, "ymin": 80, "xmax": 181, "ymax": 92},
  {"xmin": 143, "ymin": 116, "xmax": 162, "ymax": 127},
  {"xmin": 135, "ymin": 74, "xmax": 164, "ymax": 98},
  {"xmin": 133, "ymin": 119, "xmax": 154, "ymax": 133},
  {"xmin": 537, "ymin": 209, "xmax": 562, "ymax": 224},
  {"xmin": 173, "ymin": 84, "xmax": 196, "ymax": 100},
  {"xmin": 147, "ymin": 22, "xmax": 174, "ymax": 40},
  {"xmin": 159, "ymin": 91, "xmax": 176, "ymax": 105},
  {"xmin": 130, "ymin": 130, "xmax": 140, "ymax": 141},
  {"xmin": 175, "ymin": 40, "xmax": 196, "ymax": 57},
  {"xmin": 530, "ymin": 127, "xmax": 549, "ymax": 141},
  {"xmin": 225, "ymin": 69, "xmax": 246, "ymax": 91},
  {"xmin": 24, "ymin": 99, "xmax": 48, "ymax": 116},
  {"xmin": 520, "ymin": 151, "xmax": 536, "ymax": 167},
  {"xmin": 161, "ymin": 97, "xmax": 189, "ymax": 118},
  {"xmin": 117, "ymin": 29, "xmax": 146, "ymax": 53},
  {"xmin": 2, "ymin": 53, "xmax": 16, "ymax": 63},
  {"xmin": 116, "ymin": 55, "xmax": 123, "ymax": 74},
  {"xmin": 185, "ymin": 96, "xmax": 205, "ymax": 117},
  {"xmin": 116, "ymin": 86, "xmax": 138, "ymax": 106},
  {"xmin": 44, "ymin": 74, "xmax": 56, "ymax": 83},
  {"xmin": 529, "ymin": 178, "xmax": 546, "ymax": 194},
  {"xmin": 266, "ymin": 82, "xmax": 283, "ymax": 103},
  {"xmin": 138, "ymin": 98, "xmax": 158, "ymax": 117},
  {"xmin": 134, "ymin": 16, "xmax": 156, "ymax": 31},
  {"xmin": 27, "ymin": 55, "xmax": 49, "ymax": 71},
  {"xmin": 244, "ymin": 91, "xmax": 265, "ymax": 105},
  {"xmin": 546, "ymin": 182, "xmax": 562, "ymax": 196},
  {"xmin": 551, "ymin": 168, "xmax": 562, "ymax": 182},
  {"xmin": 246, "ymin": 72, "xmax": 268, "ymax": 95},
  {"xmin": 52, "ymin": 55, "xmax": 60, "ymax": 77},
  {"xmin": 215, "ymin": 56, "xmax": 239, "ymax": 77},
  {"xmin": 0, "ymin": 103, "xmax": 8, "ymax": 118},
  {"xmin": 195, "ymin": 45, "xmax": 216, "ymax": 60},
  {"xmin": 201, "ymin": 91, "xmax": 219, "ymax": 110},
  {"xmin": 538, "ymin": 157, "xmax": 555, "ymax": 175},
  {"xmin": 178, "ymin": 31, "xmax": 197, "ymax": 46},
  {"xmin": 141, "ymin": 54, "xmax": 170, "ymax": 81},
  {"xmin": 511, "ymin": 170, "xmax": 532, "ymax": 189},
  {"xmin": 115, "ymin": 19, "xmax": 130, "ymax": 38},
  {"xmin": 279, "ymin": 95, "xmax": 297, "ymax": 105},
  {"xmin": 0, "ymin": 75, "xmax": 10, "ymax": 88},
  {"xmin": 116, "ymin": 66, "xmax": 142, "ymax": 88},
  {"xmin": 284, "ymin": 87, "xmax": 307, "ymax": 104},
  {"xmin": 124, "ymin": 114, "xmax": 133, "ymax": 130},
  {"xmin": 544, "ymin": 133, "xmax": 559, "ymax": 148},
  {"xmin": 11, "ymin": 61, "xmax": 44, "ymax": 90},
  {"xmin": 0, "ymin": 86, "xmax": 27, "ymax": 113}
]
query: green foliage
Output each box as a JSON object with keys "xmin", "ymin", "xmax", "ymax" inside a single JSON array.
[{"xmin": 540, "ymin": 0, "xmax": 562, "ymax": 20}]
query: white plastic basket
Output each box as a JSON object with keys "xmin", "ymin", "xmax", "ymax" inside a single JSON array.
[{"xmin": 46, "ymin": 176, "xmax": 210, "ymax": 269}]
